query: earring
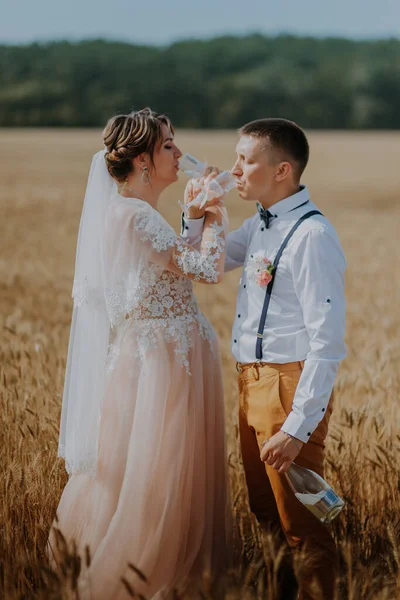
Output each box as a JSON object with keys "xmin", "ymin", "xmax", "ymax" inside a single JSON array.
[{"xmin": 141, "ymin": 167, "xmax": 151, "ymax": 185}]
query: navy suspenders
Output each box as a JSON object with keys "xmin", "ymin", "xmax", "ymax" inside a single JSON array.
[{"xmin": 255, "ymin": 210, "xmax": 323, "ymax": 361}]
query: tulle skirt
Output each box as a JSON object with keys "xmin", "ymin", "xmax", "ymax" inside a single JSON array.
[{"xmin": 48, "ymin": 316, "xmax": 231, "ymax": 599}]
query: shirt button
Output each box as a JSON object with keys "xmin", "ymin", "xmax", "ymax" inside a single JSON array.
[
  {"xmin": 244, "ymin": 284, "xmax": 246, "ymax": 288},
  {"xmin": 261, "ymin": 228, "xmax": 265, "ymax": 232},
  {"xmin": 322, "ymin": 408, "xmax": 325, "ymax": 412},
  {"xmin": 238, "ymin": 314, "xmax": 241, "ymax": 318},
  {"xmin": 307, "ymin": 432, "xmax": 311, "ymax": 437},
  {"xmin": 234, "ymin": 339, "xmax": 237, "ymax": 343},
  {"xmin": 185, "ymin": 226, "xmax": 189, "ymax": 230}
]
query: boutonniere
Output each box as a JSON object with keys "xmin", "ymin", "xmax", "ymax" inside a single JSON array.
[{"xmin": 245, "ymin": 251, "xmax": 275, "ymax": 287}]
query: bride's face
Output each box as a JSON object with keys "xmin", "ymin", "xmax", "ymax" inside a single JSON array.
[{"xmin": 150, "ymin": 124, "xmax": 182, "ymax": 185}]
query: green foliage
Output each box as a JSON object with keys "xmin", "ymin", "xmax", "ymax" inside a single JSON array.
[{"xmin": 0, "ymin": 35, "xmax": 399, "ymax": 128}]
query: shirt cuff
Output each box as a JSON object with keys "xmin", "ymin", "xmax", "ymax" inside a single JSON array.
[
  {"xmin": 181, "ymin": 214, "xmax": 205, "ymax": 242},
  {"xmin": 281, "ymin": 412, "xmax": 317, "ymax": 444}
]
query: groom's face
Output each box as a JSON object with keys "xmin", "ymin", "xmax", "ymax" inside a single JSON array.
[{"xmin": 232, "ymin": 135, "xmax": 279, "ymax": 202}]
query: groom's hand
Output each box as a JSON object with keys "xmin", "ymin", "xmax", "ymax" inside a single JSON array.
[{"xmin": 260, "ymin": 431, "xmax": 303, "ymax": 473}]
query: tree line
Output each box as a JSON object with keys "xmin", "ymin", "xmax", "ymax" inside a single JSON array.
[{"xmin": 1, "ymin": 35, "xmax": 399, "ymax": 129}]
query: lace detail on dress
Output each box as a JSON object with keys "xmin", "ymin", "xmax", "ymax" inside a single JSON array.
[
  {"xmin": 72, "ymin": 276, "xmax": 104, "ymax": 309},
  {"xmin": 104, "ymin": 262, "xmax": 218, "ymax": 375},
  {"xmin": 203, "ymin": 222, "xmax": 225, "ymax": 253},
  {"xmin": 174, "ymin": 222, "xmax": 225, "ymax": 283},
  {"xmin": 124, "ymin": 269, "xmax": 216, "ymax": 374},
  {"xmin": 104, "ymin": 284, "xmax": 127, "ymax": 325},
  {"xmin": 106, "ymin": 312, "xmax": 215, "ymax": 376},
  {"xmin": 134, "ymin": 209, "xmax": 176, "ymax": 252},
  {"xmin": 133, "ymin": 271, "xmax": 197, "ymax": 319}
]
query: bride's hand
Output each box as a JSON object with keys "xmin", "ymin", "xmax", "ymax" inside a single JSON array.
[{"xmin": 184, "ymin": 167, "xmax": 222, "ymax": 219}]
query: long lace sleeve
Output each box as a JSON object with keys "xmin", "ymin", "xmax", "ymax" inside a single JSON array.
[
  {"xmin": 114, "ymin": 199, "xmax": 227, "ymax": 284},
  {"xmin": 170, "ymin": 208, "xmax": 226, "ymax": 284},
  {"xmin": 103, "ymin": 198, "xmax": 227, "ymax": 326}
]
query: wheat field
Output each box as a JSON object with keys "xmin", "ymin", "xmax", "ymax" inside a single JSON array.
[{"xmin": 1, "ymin": 129, "xmax": 400, "ymax": 599}]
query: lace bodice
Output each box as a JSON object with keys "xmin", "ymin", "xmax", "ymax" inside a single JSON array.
[
  {"xmin": 128, "ymin": 268, "xmax": 198, "ymax": 320},
  {"xmin": 105, "ymin": 267, "xmax": 212, "ymax": 374}
]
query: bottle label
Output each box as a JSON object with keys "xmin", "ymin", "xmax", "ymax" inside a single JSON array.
[
  {"xmin": 295, "ymin": 488, "xmax": 342, "ymax": 522},
  {"xmin": 320, "ymin": 489, "xmax": 339, "ymax": 507},
  {"xmin": 312, "ymin": 489, "xmax": 340, "ymax": 516}
]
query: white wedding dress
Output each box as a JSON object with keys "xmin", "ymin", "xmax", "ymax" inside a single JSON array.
[{"xmin": 48, "ymin": 194, "xmax": 230, "ymax": 599}]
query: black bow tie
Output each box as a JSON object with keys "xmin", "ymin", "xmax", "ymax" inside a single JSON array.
[{"xmin": 257, "ymin": 203, "xmax": 276, "ymax": 229}]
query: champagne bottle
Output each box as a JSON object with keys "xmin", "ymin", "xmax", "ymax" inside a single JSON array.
[{"xmin": 285, "ymin": 463, "xmax": 344, "ymax": 524}]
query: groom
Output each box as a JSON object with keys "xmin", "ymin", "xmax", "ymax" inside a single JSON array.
[{"xmin": 182, "ymin": 118, "xmax": 346, "ymax": 600}]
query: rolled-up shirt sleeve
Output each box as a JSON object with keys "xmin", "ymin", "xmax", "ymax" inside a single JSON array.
[{"xmin": 281, "ymin": 227, "xmax": 347, "ymax": 443}]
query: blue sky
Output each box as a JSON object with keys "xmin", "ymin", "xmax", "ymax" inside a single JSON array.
[{"xmin": 1, "ymin": 0, "xmax": 399, "ymax": 44}]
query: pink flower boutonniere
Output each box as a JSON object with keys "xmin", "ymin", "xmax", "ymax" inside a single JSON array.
[
  {"xmin": 245, "ymin": 251, "xmax": 275, "ymax": 288},
  {"xmin": 257, "ymin": 264, "xmax": 274, "ymax": 287}
]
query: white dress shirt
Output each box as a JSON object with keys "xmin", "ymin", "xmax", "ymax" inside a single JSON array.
[{"xmin": 181, "ymin": 186, "xmax": 347, "ymax": 443}]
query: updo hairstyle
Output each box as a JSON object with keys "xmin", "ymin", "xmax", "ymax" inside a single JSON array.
[{"xmin": 103, "ymin": 108, "xmax": 174, "ymax": 183}]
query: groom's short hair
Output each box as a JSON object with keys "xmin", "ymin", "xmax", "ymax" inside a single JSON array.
[{"xmin": 240, "ymin": 118, "xmax": 309, "ymax": 180}]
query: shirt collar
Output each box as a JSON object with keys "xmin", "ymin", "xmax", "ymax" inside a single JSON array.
[{"xmin": 266, "ymin": 185, "xmax": 310, "ymax": 217}]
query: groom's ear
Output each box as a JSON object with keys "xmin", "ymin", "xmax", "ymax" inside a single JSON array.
[{"xmin": 275, "ymin": 161, "xmax": 292, "ymax": 182}]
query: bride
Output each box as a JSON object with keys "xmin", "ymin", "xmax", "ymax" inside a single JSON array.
[{"xmin": 47, "ymin": 108, "xmax": 230, "ymax": 599}]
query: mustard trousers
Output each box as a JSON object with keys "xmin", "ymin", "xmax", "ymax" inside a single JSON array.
[{"xmin": 237, "ymin": 361, "xmax": 339, "ymax": 600}]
